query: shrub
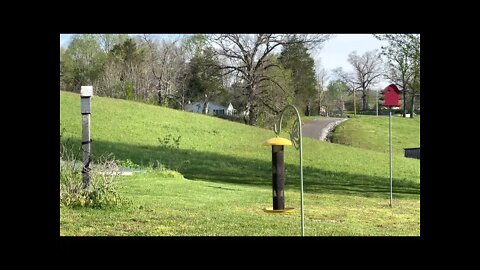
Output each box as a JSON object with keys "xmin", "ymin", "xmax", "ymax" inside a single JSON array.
[
  {"xmin": 118, "ymin": 158, "xmax": 140, "ymax": 169},
  {"xmin": 60, "ymin": 147, "xmax": 126, "ymax": 208}
]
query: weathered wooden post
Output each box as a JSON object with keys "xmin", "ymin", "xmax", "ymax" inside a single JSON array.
[{"xmin": 80, "ymin": 86, "xmax": 93, "ymax": 189}]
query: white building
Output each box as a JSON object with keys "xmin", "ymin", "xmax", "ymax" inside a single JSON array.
[{"xmin": 185, "ymin": 101, "xmax": 236, "ymax": 116}]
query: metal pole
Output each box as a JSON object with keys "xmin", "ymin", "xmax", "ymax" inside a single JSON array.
[
  {"xmin": 81, "ymin": 86, "xmax": 93, "ymax": 189},
  {"xmin": 299, "ymin": 118, "xmax": 304, "ymax": 237},
  {"xmin": 389, "ymin": 108, "xmax": 392, "ymax": 207},
  {"xmin": 274, "ymin": 105, "xmax": 305, "ymax": 236}
]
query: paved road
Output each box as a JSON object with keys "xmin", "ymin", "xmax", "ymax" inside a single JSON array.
[{"xmin": 302, "ymin": 117, "xmax": 347, "ymax": 141}]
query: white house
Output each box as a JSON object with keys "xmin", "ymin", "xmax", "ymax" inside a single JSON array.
[{"xmin": 185, "ymin": 101, "xmax": 236, "ymax": 116}]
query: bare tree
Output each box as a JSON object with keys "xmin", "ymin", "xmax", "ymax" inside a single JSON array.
[
  {"xmin": 333, "ymin": 67, "xmax": 362, "ymax": 116},
  {"xmin": 350, "ymin": 50, "xmax": 383, "ymax": 111},
  {"xmin": 205, "ymin": 34, "xmax": 331, "ymax": 125},
  {"xmin": 142, "ymin": 34, "xmax": 188, "ymax": 107},
  {"xmin": 375, "ymin": 34, "xmax": 420, "ymax": 118},
  {"xmin": 338, "ymin": 50, "xmax": 383, "ymax": 112},
  {"xmin": 96, "ymin": 34, "xmax": 129, "ymax": 53},
  {"xmin": 316, "ymin": 66, "xmax": 329, "ymax": 115}
]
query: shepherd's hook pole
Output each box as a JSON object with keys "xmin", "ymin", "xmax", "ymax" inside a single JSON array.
[
  {"xmin": 389, "ymin": 108, "xmax": 393, "ymax": 207},
  {"xmin": 276, "ymin": 105, "xmax": 304, "ymax": 236}
]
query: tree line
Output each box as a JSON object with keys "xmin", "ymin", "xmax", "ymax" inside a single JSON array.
[{"xmin": 60, "ymin": 34, "xmax": 420, "ymax": 127}]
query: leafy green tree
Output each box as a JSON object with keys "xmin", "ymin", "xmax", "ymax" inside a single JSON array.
[
  {"xmin": 254, "ymin": 55, "xmax": 295, "ymax": 128},
  {"xmin": 186, "ymin": 47, "xmax": 225, "ymax": 113},
  {"xmin": 278, "ymin": 39, "xmax": 318, "ymax": 116},
  {"xmin": 60, "ymin": 47, "xmax": 66, "ymax": 90},
  {"xmin": 96, "ymin": 34, "xmax": 129, "ymax": 53},
  {"xmin": 105, "ymin": 38, "xmax": 147, "ymax": 99},
  {"xmin": 61, "ymin": 34, "xmax": 106, "ymax": 91},
  {"xmin": 375, "ymin": 34, "xmax": 420, "ymax": 118},
  {"xmin": 326, "ymin": 80, "xmax": 349, "ymax": 116},
  {"xmin": 182, "ymin": 34, "xmax": 207, "ymax": 60}
]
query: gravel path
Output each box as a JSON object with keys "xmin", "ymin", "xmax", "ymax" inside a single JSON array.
[{"xmin": 302, "ymin": 117, "xmax": 348, "ymax": 141}]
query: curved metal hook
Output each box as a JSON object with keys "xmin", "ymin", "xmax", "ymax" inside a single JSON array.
[{"xmin": 271, "ymin": 104, "xmax": 304, "ymax": 236}]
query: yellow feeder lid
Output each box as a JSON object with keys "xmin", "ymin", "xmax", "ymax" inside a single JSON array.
[{"xmin": 263, "ymin": 137, "xmax": 292, "ymax": 146}]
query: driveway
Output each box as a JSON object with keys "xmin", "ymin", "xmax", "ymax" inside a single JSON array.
[{"xmin": 302, "ymin": 117, "xmax": 348, "ymax": 141}]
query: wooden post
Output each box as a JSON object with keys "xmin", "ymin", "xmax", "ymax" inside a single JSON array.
[{"xmin": 81, "ymin": 86, "xmax": 93, "ymax": 189}]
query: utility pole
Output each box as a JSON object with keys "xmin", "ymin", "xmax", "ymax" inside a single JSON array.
[{"xmin": 353, "ymin": 89, "xmax": 356, "ymax": 116}]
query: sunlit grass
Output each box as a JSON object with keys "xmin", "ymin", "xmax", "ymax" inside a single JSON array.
[
  {"xmin": 60, "ymin": 91, "xmax": 420, "ymax": 236},
  {"xmin": 331, "ymin": 114, "xmax": 420, "ymax": 156}
]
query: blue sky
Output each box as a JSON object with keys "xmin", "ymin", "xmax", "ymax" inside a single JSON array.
[
  {"xmin": 60, "ymin": 33, "xmax": 389, "ymax": 88},
  {"xmin": 316, "ymin": 34, "xmax": 389, "ymax": 88}
]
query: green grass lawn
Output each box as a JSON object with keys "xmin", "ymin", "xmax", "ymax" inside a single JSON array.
[
  {"xmin": 331, "ymin": 114, "xmax": 420, "ymax": 156},
  {"xmin": 60, "ymin": 91, "xmax": 420, "ymax": 236}
]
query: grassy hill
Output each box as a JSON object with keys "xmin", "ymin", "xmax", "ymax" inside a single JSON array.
[
  {"xmin": 60, "ymin": 91, "xmax": 420, "ymax": 236},
  {"xmin": 331, "ymin": 114, "xmax": 420, "ymax": 156}
]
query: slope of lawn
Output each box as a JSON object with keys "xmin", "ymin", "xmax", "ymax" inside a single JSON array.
[
  {"xmin": 60, "ymin": 91, "xmax": 420, "ymax": 236},
  {"xmin": 331, "ymin": 114, "xmax": 420, "ymax": 156}
]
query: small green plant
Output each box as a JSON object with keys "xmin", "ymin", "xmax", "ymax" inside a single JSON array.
[
  {"xmin": 124, "ymin": 82, "xmax": 134, "ymax": 100},
  {"xmin": 60, "ymin": 126, "xmax": 66, "ymax": 139},
  {"xmin": 147, "ymin": 160, "xmax": 167, "ymax": 170},
  {"xmin": 118, "ymin": 159, "xmax": 140, "ymax": 169},
  {"xmin": 158, "ymin": 134, "xmax": 181, "ymax": 149},
  {"xmin": 60, "ymin": 147, "xmax": 127, "ymax": 208}
]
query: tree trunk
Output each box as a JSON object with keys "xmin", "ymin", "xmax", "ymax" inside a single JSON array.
[
  {"xmin": 410, "ymin": 92, "xmax": 415, "ymax": 118},
  {"xmin": 306, "ymin": 102, "xmax": 311, "ymax": 116},
  {"xmin": 157, "ymin": 91, "xmax": 162, "ymax": 105},
  {"xmin": 203, "ymin": 102, "xmax": 208, "ymax": 114},
  {"xmin": 402, "ymin": 89, "xmax": 407, "ymax": 118},
  {"xmin": 353, "ymin": 90, "xmax": 356, "ymax": 116},
  {"xmin": 248, "ymin": 105, "xmax": 257, "ymax": 125},
  {"xmin": 318, "ymin": 98, "xmax": 322, "ymax": 116},
  {"xmin": 362, "ymin": 91, "xmax": 368, "ymax": 111},
  {"xmin": 203, "ymin": 94, "xmax": 208, "ymax": 114}
]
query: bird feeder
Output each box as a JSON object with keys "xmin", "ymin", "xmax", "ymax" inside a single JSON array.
[{"xmin": 263, "ymin": 137, "xmax": 294, "ymax": 213}]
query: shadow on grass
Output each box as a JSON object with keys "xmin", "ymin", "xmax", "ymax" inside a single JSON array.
[{"xmin": 61, "ymin": 139, "xmax": 419, "ymax": 199}]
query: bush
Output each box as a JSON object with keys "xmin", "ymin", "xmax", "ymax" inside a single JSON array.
[
  {"xmin": 118, "ymin": 159, "xmax": 140, "ymax": 169},
  {"xmin": 60, "ymin": 147, "xmax": 126, "ymax": 208}
]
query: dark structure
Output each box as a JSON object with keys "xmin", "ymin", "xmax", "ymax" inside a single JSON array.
[
  {"xmin": 404, "ymin": 147, "xmax": 420, "ymax": 159},
  {"xmin": 263, "ymin": 137, "xmax": 292, "ymax": 210}
]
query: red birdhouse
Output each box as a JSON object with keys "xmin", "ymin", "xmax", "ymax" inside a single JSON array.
[{"xmin": 382, "ymin": 84, "xmax": 401, "ymax": 107}]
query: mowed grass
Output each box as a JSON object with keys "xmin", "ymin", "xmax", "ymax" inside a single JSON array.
[
  {"xmin": 331, "ymin": 114, "xmax": 420, "ymax": 156},
  {"xmin": 60, "ymin": 91, "xmax": 420, "ymax": 236}
]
